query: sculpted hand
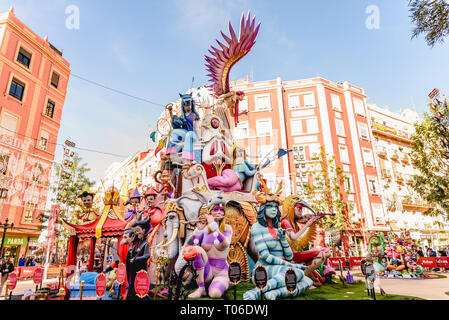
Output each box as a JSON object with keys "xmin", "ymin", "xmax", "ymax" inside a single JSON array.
[{"xmin": 277, "ymin": 228, "xmax": 287, "ymax": 241}]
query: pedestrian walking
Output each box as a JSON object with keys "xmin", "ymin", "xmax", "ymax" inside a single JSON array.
[{"xmin": 0, "ymin": 258, "xmax": 14, "ymax": 293}]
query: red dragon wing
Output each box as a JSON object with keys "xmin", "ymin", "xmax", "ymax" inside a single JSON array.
[{"xmin": 205, "ymin": 11, "xmax": 260, "ymax": 96}]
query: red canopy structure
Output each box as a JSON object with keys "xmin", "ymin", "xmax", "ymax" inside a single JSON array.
[{"xmin": 61, "ymin": 187, "xmax": 129, "ymax": 278}]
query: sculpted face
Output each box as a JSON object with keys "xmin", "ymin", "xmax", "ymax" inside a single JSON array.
[
  {"xmin": 183, "ymin": 99, "xmax": 192, "ymax": 114},
  {"xmin": 130, "ymin": 197, "xmax": 140, "ymax": 206},
  {"xmin": 121, "ymin": 232, "xmax": 135, "ymax": 245},
  {"xmin": 264, "ymin": 202, "xmax": 278, "ymax": 219},
  {"xmin": 81, "ymin": 194, "xmax": 93, "ymax": 209},
  {"xmin": 211, "ymin": 117, "xmax": 220, "ymax": 129},
  {"xmin": 146, "ymin": 195, "xmax": 155, "ymax": 207},
  {"xmin": 211, "ymin": 204, "xmax": 225, "ymax": 221},
  {"xmin": 135, "ymin": 226, "xmax": 145, "ymax": 239},
  {"xmin": 235, "ymin": 148, "xmax": 244, "ymax": 158}
]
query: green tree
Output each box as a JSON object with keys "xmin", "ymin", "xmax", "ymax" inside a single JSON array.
[
  {"xmin": 302, "ymin": 146, "xmax": 354, "ymax": 230},
  {"xmin": 39, "ymin": 153, "xmax": 95, "ymax": 258},
  {"xmin": 410, "ymin": 96, "xmax": 449, "ymax": 218},
  {"xmin": 408, "ymin": 0, "xmax": 449, "ymax": 47}
]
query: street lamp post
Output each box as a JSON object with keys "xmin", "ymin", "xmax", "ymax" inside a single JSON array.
[{"xmin": 0, "ymin": 218, "xmax": 14, "ymax": 259}]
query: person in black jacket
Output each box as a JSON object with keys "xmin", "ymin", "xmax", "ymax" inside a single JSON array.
[
  {"xmin": 129, "ymin": 215, "xmax": 151, "ymax": 300},
  {"xmin": 0, "ymin": 258, "xmax": 14, "ymax": 292}
]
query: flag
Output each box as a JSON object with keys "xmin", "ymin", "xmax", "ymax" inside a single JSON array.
[
  {"xmin": 149, "ymin": 131, "xmax": 156, "ymax": 143},
  {"xmin": 261, "ymin": 148, "xmax": 292, "ymax": 169}
]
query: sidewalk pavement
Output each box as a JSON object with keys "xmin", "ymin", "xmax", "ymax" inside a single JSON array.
[{"xmin": 353, "ymin": 272, "xmax": 449, "ymax": 300}]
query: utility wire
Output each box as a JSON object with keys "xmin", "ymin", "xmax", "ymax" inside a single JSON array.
[
  {"xmin": 0, "ymin": 125, "xmax": 127, "ymax": 158},
  {"xmin": 71, "ymin": 73, "xmax": 165, "ymax": 107}
]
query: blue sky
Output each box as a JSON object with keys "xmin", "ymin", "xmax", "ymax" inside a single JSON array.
[{"xmin": 3, "ymin": 0, "xmax": 449, "ymax": 181}]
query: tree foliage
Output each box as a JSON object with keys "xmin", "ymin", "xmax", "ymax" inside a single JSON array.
[
  {"xmin": 408, "ymin": 0, "xmax": 449, "ymax": 47},
  {"xmin": 410, "ymin": 96, "xmax": 449, "ymax": 218},
  {"xmin": 301, "ymin": 146, "xmax": 354, "ymax": 230},
  {"xmin": 40, "ymin": 154, "xmax": 95, "ymax": 236}
]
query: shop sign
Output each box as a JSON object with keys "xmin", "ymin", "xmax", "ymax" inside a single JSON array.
[{"xmin": 4, "ymin": 237, "xmax": 27, "ymax": 246}]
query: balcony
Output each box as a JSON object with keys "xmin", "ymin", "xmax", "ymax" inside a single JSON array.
[
  {"xmin": 376, "ymin": 146, "xmax": 387, "ymax": 158},
  {"xmin": 405, "ymin": 175, "xmax": 414, "ymax": 185},
  {"xmin": 400, "ymin": 153, "xmax": 410, "ymax": 164},
  {"xmin": 390, "ymin": 151, "xmax": 399, "ymax": 161},
  {"xmin": 381, "ymin": 169, "xmax": 392, "ymax": 180},
  {"xmin": 394, "ymin": 172, "xmax": 404, "ymax": 184}
]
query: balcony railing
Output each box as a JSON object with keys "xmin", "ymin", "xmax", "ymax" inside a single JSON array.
[
  {"xmin": 394, "ymin": 172, "xmax": 404, "ymax": 183},
  {"xmin": 381, "ymin": 169, "xmax": 392, "ymax": 179},
  {"xmin": 400, "ymin": 153, "xmax": 410, "ymax": 164},
  {"xmin": 376, "ymin": 147, "xmax": 387, "ymax": 158},
  {"xmin": 390, "ymin": 151, "xmax": 399, "ymax": 161}
]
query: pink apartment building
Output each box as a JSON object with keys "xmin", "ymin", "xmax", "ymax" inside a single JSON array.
[
  {"xmin": 0, "ymin": 8, "xmax": 70, "ymax": 263},
  {"xmin": 230, "ymin": 76, "xmax": 386, "ymax": 255}
]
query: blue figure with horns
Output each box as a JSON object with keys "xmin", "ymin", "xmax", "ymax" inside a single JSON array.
[{"xmin": 166, "ymin": 93, "xmax": 201, "ymax": 161}]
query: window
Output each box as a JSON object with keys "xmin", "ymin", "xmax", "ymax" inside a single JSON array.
[
  {"xmin": 239, "ymin": 97, "xmax": 248, "ymax": 112},
  {"xmin": 0, "ymin": 113, "xmax": 18, "ymax": 137},
  {"xmin": 17, "ymin": 47, "xmax": 32, "ymax": 68},
  {"xmin": 258, "ymin": 144, "xmax": 274, "ymax": 160},
  {"xmin": 306, "ymin": 118, "xmax": 319, "ymax": 134},
  {"xmin": 234, "ymin": 121, "xmax": 249, "ymax": 139},
  {"xmin": 372, "ymin": 203, "xmax": 385, "ymax": 224},
  {"xmin": 358, "ymin": 122, "xmax": 369, "ymax": 140},
  {"xmin": 344, "ymin": 174, "xmax": 354, "ymax": 193},
  {"xmin": 23, "ymin": 202, "xmax": 36, "ymax": 223},
  {"xmin": 339, "ymin": 145, "xmax": 350, "ymax": 164},
  {"xmin": 288, "ymin": 95, "xmax": 300, "ymax": 109},
  {"xmin": 256, "ymin": 119, "xmax": 272, "ymax": 136},
  {"xmin": 331, "ymin": 93, "xmax": 341, "ymax": 111},
  {"xmin": 31, "ymin": 164, "xmax": 43, "ymax": 183},
  {"xmin": 367, "ymin": 175, "xmax": 379, "ymax": 194},
  {"xmin": 353, "ymin": 98, "xmax": 365, "ymax": 116},
  {"xmin": 303, "ymin": 93, "xmax": 315, "ymax": 107},
  {"xmin": 335, "ymin": 119, "xmax": 345, "ymax": 137},
  {"xmin": 309, "ymin": 144, "xmax": 321, "ymax": 160},
  {"xmin": 39, "ymin": 130, "xmax": 50, "ymax": 151},
  {"xmin": 45, "ymin": 100, "xmax": 55, "ymax": 118},
  {"xmin": 0, "ymin": 152, "xmax": 10, "ymax": 175},
  {"xmin": 294, "ymin": 146, "xmax": 306, "ymax": 162},
  {"xmin": 255, "ymin": 94, "xmax": 270, "ymax": 111},
  {"xmin": 50, "ymin": 71, "xmax": 60, "ymax": 89},
  {"xmin": 291, "ymin": 119, "xmax": 303, "ymax": 136},
  {"xmin": 9, "ymin": 78, "xmax": 25, "ymax": 101},
  {"xmin": 362, "ymin": 148, "xmax": 374, "ymax": 167}
]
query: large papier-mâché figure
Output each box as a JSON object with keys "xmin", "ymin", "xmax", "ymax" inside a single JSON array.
[
  {"xmin": 181, "ymin": 190, "xmax": 232, "ymax": 299},
  {"xmin": 243, "ymin": 183, "xmax": 313, "ymax": 300},
  {"xmin": 166, "ymin": 93, "xmax": 200, "ymax": 160},
  {"xmin": 280, "ymin": 195, "xmax": 331, "ymax": 286}
]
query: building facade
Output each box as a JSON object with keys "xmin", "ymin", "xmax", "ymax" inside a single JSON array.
[
  {"xmin": 230, "ymin": 76, "xmax": 385, "ymax": 255},
  {"xmin": 0, "ymin": 8, "xmax": 70, "ymax": 264},
  {"xmin": 368, "ymin": 104, "xmax": 449, "ymax": 249}
]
